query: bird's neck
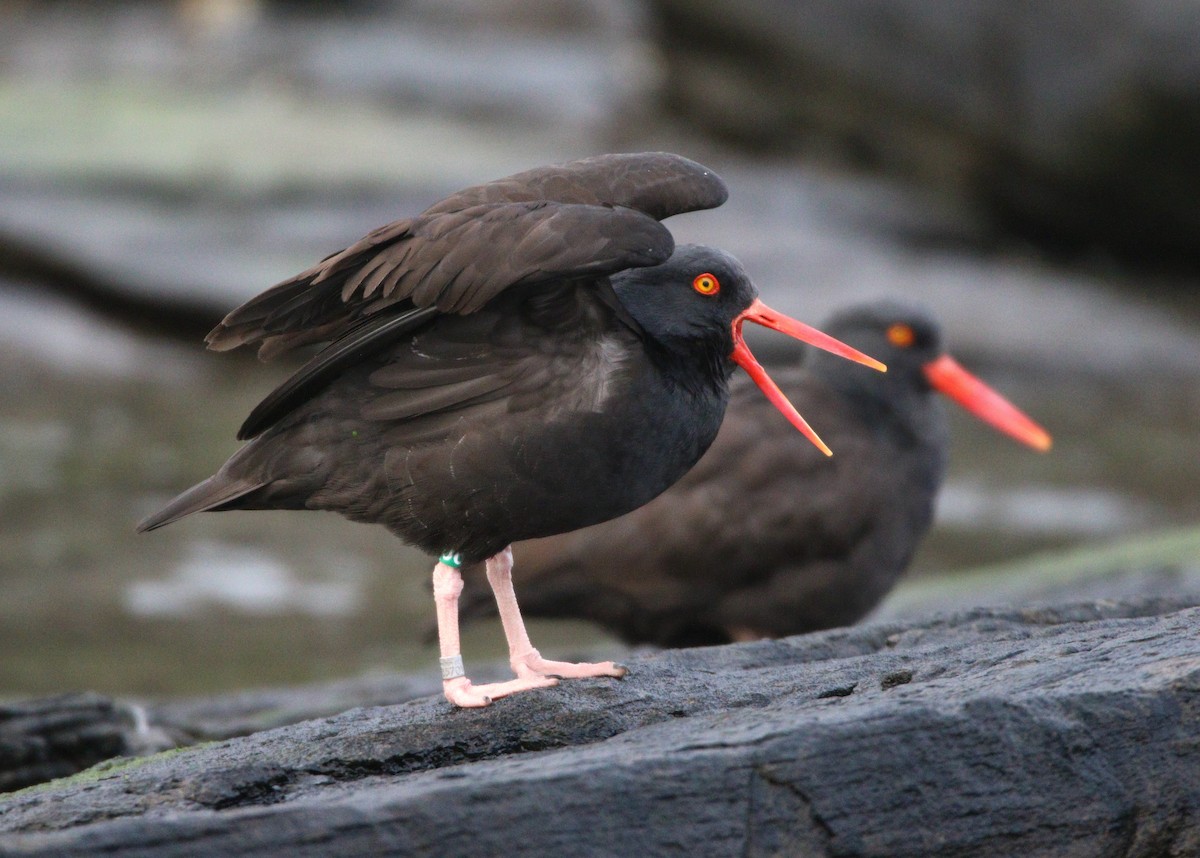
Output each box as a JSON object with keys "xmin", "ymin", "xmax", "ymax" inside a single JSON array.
[
  {"xmin": 821, "ymin": 369, "xmax": 948, "ymax": 458},
  {"xmin": 643, "ymin": 334, "xmax": 734, "ymax": 400}
]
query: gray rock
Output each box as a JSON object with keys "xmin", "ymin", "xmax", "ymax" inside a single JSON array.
[
  {"xmin": 0, "ymin": 693, "xmax": 172, "ymax": 794},
  {"xmin": 1, "ymin": 598, "xmax": 1197, "ymax": 856},
  {"xmin": 146, "ymin": 663, "xmax": 514, "ymax": 743},
  {"xmin": 651, "ymin": 0, "xmax": 1200, "ymax": 268}
]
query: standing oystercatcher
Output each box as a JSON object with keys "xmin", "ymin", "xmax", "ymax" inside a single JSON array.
[{"xmin": 138, "ymin": 153, "xmax": 884, "ymax": 707}]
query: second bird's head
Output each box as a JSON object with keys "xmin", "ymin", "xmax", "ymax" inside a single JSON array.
[{"xmin": 809, "ymin": 300, "xmax": 1052, "ymax": 452}]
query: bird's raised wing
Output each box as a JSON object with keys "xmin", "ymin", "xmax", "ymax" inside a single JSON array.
[{"xmin": 206, "ymin": 153, "xmax": 728, "ymax": 359}]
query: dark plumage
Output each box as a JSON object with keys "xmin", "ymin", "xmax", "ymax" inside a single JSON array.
[
  {"xmin": 459, "ymin": 301, "xmax": 1051, "ymax": 647},
  {"xmin": 137, "ymin": 153, "xmax": 882, "ymax": 707}
]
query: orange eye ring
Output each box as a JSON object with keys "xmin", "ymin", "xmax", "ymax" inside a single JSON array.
[
  {"xmin": 886, "ymin": 323, "xmax": 915, "ymax": 348},
  {"xmin": 692, "ymin": 273, "xmax": 720, "ymax": 296}
]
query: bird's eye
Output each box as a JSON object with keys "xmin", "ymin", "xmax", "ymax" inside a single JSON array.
[
  {"xmin": 886, "ymin": 323, "xmax": 915, "ymax": 347},
  {"xmin": 692, "ymin": 273, "xmax": 720, "ymax": 296}
]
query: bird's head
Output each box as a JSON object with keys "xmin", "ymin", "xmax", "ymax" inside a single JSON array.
[
  {"xmin": 812, "ymin": 301, "xmax": 1052, "ymax": 451},
  {"xmin": 613, "ymin": 245, "xmax": 885, "ymax": 455}
]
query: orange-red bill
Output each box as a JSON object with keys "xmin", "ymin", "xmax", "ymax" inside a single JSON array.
[
  {"xmin": 923, "ymin": 354, "xmax": 1052, "ymax": 452},
  {"xmin": 731, "ymin": 299, "xmax": 887, "ymax": 456}
]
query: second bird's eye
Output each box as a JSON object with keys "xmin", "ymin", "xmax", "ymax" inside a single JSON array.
[
  {"xmin": 886, "ymin": 323, "xmax": 915, "ymax": 347},
  {"xmin": 692, "ymin": 273, "xmax": 720, "ymax": 296}
]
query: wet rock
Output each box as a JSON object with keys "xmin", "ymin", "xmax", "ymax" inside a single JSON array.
[
  {"xmin": 1, "ymin": 599, "xmax": 1198, "ymax": 856},
  {"xmin": 0, "ymin": 693, "xmax": 172, "ymax": 794},
  {"xmin": 146, "ymin": 664, "xmax": 512, "ymax": 743},
  {"xmin": 650, "ymin": 0, "xmax": 1200, "ymax": 269}
]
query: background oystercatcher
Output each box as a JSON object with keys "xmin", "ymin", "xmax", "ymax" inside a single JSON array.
[
  {"xmin": 458, "ymin": 300, "xmax": 1051, "ymax": 647},
  {"xmin": 137, "ymin": 153, "xmax": 884, "ymax": 707}
]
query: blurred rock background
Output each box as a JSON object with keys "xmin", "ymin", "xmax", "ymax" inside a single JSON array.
[{"xmin": 1, "ymin": 0, "xmax": 1197, "ymax": 696}]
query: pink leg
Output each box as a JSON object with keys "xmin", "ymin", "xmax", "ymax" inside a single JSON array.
[
  {"xmin": 487, "ymin": 546, "xmax": 627, "ymax": 681},
  {"xmin": 432, "ymin": 557, "xmax": 556, "ymax": 708}
]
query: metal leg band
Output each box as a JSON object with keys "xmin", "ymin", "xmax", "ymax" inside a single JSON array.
[{"xmin": 440, "ymin": 654, "xmax": 465, "ymax": 680}]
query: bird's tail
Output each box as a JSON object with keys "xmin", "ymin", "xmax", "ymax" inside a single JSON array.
[{"xmin": 136, "ymin": 475, "xmax": 265, "ymax": 533}]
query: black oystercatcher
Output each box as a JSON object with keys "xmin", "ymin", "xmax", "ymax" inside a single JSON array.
[
  {"xmin": 459, "ymin": 301, "xmax": 1051, "ymax": 647},
  {"xmin": 137, "ymin": 153, "xmax": 884, "ymax": 707}
]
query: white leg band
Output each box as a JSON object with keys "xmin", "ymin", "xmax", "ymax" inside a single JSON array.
[{"xmin": 440, "ymin": 654, "xmax": 465, "ymax": 680}]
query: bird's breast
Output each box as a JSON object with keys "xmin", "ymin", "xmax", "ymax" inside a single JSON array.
[
  {"xmin": 535, "ymin": 333, "xmax": 631, "ymax": 418},
  {"xmin": 380, "ymin": 355, "xmax": 728, "ymax": 559}
]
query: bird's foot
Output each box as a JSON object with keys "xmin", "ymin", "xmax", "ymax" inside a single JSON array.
[
  {"xmin": 511, "ymin": 648, "xmax": 628, "ymax": 680},
  {"xmin": 442, "ymin": 675, "xmax": 559, "ymax": 708}
]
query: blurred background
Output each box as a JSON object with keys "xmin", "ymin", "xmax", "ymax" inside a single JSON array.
[{"xmin": 1, "ymin": 0, "xmax": 1198, "ymax": 696}]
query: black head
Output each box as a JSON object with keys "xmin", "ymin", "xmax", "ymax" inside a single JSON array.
[
  {"xmin": 613, "ymin": 245, "xmax": 887, "ymax": 455},
  {"xmin": 610, "ymin": 244, "xmax": 757, "ymax": 356},
  {"xmin": 811, "ymin": 300, "xmax": 1051, "ymax": 451},
  {"xmin": 810, "ymin": 301, "xmax": 944, "ymax": 396}
]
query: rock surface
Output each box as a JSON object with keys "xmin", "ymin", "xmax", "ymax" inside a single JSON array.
[
  {"xmin": 0, "ymin": 694, "xmax": 170, "ymax": 794},
  {"xmin": 1, "ymin": 598, "xmax": 1198, "ymax": 856},
  {"xmin": 146, "ymin": 663, "xmax": 516, "ymax": 743}
]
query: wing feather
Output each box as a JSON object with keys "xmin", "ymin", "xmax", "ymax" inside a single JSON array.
[
  {"xmin": 361, "ymin": 374, "xmax": 511, "ymax": 422},
  {"xmin": 206, "ymin": 153, "xmax": 727, "ymax": 357},
  {"xmin": 236, "ymin": 305, "xmax": 438, "ymax": 439}
]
